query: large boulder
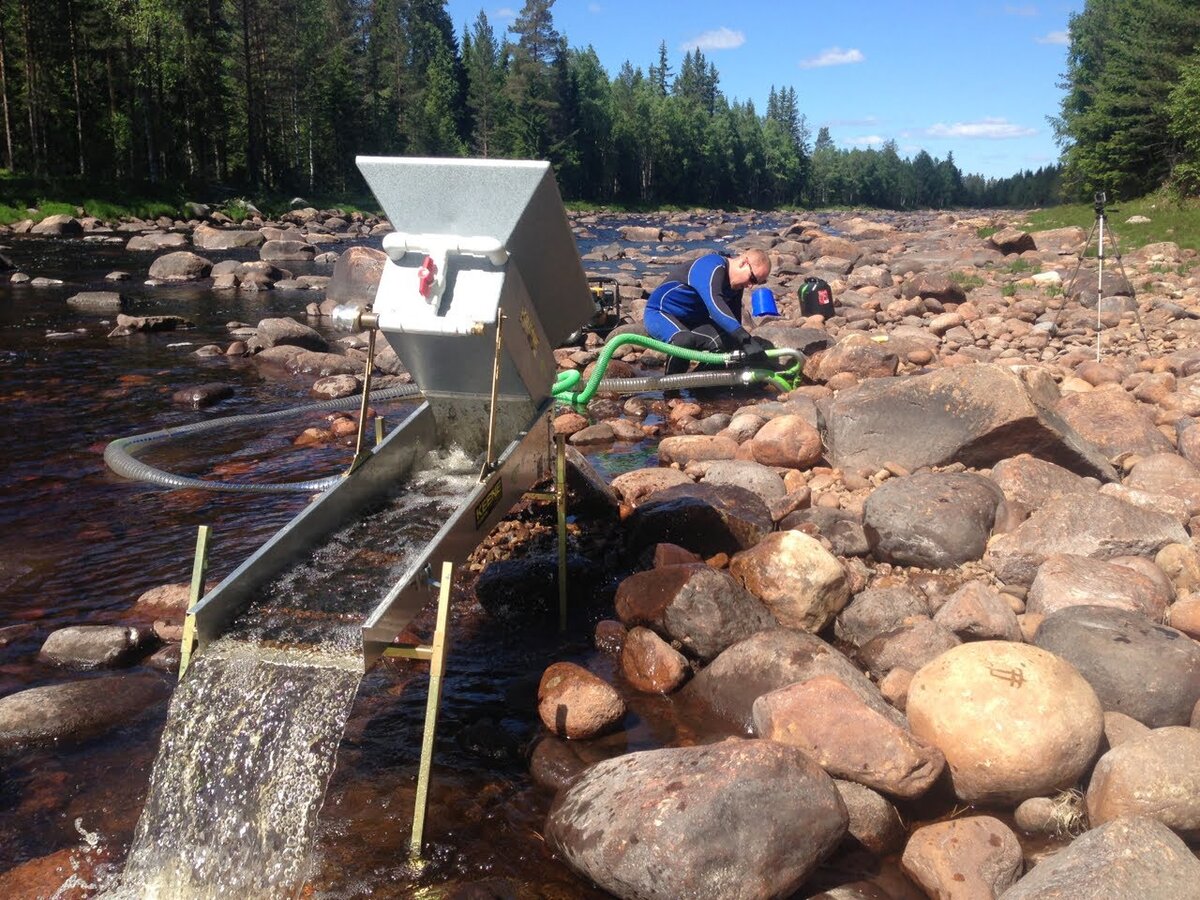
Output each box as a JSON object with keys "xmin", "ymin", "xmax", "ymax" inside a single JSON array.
[
  {"xmin": 148, "ymin": 251, "xmax": 213, "ymax": 281},
  {"xmin": 728, "ymin": 531, "xmax": 849, "ymax": 633},
  {"xmin": 614, "ymin": 564, "xmax": 775, "ymax": 662},
  {"xmin": 609, "ymin": 466, "xmax": 693, "ymax": 506},
  {"xmin": 625, "ymin": 482, "xmax": 773, "ymax": 557},
  {"xmin": 0, "ymin": 675, "xmax": 169, "ymax": 751},
  {"xmin": 682, "ymin": 628, "xmax": 905, "ymax": 734},
  {"xmin": 249, "ymin": 317, "xmax": 329, "ymax": 352},
  {"xmin": 31, "ymin": 214, "xmax": 82, "ymax": 235},
  {"xmin": 1086, "ymin": 727, "xmax": 1200, "ymax": 839},
  {"xmin": 1034, "ymin": 605, "xmax": 1200, "ymax": 727},
  {"xmin": 545, "ymin": 740, "xmax": 847, "ymax": 900},
  {"xmin": 1054, "ymin": 389, "xmax": 1175, "ymax": 459},
  {"xmin": 907, "ymin": 641, "xmax": 1104, "ymax": 803},
  {"xmin": 984, "ymin": 493, "xmax": 1189, "ymax": 585},
  {"xmin": 834, "ymin": 585, "xmax": 930, "ymax": 648},
  {"xmin": 990, "ymin": 454, "xmax": 1098, "ymax": 511},
  {"xmin": 863, "ymin": 472, "xmax": 1003, "ymax": 568},
  {"xmin": 67, "ymin": 291, "xmax": 126, "ymax": 314},
  {"xmin": 38, "ymin": 625, "xmax": 150, "ymax": 669},
  {"xmin": 998, "ymin": 816, "xmax": 1200, "ymax": 899},
  {"xmin": 537, "ymin": 662, "xmax": 624, "ymax": 739},
  {"xmin": 323, "ymin": 245, "xmax": 387, "ymax": 310},
  {"xmin": 192, "ymin": 222, "xmax": 265, "ymax": 250},
  {"xmin": 820, "ymin": 364, "xmax": 1116, "ymax": 481}
]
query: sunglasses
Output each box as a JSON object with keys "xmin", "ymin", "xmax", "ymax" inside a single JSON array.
[{"xmin": 746, "ymin": 263, "xmax": 766, "ymax": 286}]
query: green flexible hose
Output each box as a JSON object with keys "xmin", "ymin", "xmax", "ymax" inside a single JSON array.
[{"xmin": 552, "ymin": 333, "xmax": 802, "ymax": 405}]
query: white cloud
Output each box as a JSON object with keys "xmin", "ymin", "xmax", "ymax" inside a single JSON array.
[
  {"xmin": 798, "ymin": 47, "xmax": 865, "ymax": 69},
  {"xmin": 587, "ymin": 3, "xmax": 602, "ymax": 12},
  {"xmin": 1036, "ymin": 30, "xmax": 1069, "ymax": 45},
  {"xmin": 927, "ymin": 118, "xmax": 1037, "ymax": 139},
  {"xmin": 844, "ymin": 135, "xmax": 886, "ymax": 148},
  {"xmin": 681, "ymin": 27, "xmax": 745, "ymax": 51},
  {"xmin": 826, "ymin": 116, "xmax": 879, "ymax": 128},
  {"xmin": 495, "ymin": 7, "xmax": 516, "ymax": 21},
  {"xmin": 1004, "ymin": 4, "xmax": 1038, "ymax": 16}
]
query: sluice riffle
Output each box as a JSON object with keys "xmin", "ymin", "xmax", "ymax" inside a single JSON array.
[{"xmin": 113, "ymin": 452, "xmax": 477, "ymax": 898}]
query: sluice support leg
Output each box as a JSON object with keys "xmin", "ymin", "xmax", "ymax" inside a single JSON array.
[
  {"xmin": 555, "ymin": 433, "xmax": 568, "ymax": 632},
  {"xmin": 179, "ymin": 524, "xmax": 211, "ymax": 678},
  {"xmin": 382, "ymin": 560, "xmax": 454, "ymax": 860}
]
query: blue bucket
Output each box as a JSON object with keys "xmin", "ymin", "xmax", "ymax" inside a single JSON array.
[{"xmin": 750, "ymin": 286, "xmax": 779, "ymax": 317}]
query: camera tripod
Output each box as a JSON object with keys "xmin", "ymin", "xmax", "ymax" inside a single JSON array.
[{"xmin": 1056, "ymin": 191, "xmax": 1146, "ymax": 362}]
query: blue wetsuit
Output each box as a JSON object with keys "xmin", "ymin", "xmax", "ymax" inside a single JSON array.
[{"xmin": 643, "ymin": 254, "xmax": 750, "ymax": 360}]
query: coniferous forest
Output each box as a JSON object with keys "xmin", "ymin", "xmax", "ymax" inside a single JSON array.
[{"xmin": 5, "ymin": 0, "xmax": 1195, "ymax": 210}]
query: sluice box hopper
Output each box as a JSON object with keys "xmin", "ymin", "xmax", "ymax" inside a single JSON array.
[{"xmin": 187, "ymin": 157, "xmax": 594, "ymax": 667}]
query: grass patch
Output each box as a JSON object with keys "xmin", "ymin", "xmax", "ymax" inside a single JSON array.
[
  {"xmin": 1002, "ymin": 283, "xmax": 1018, "ymax": 297},
  {"xmin": 1021, "ymin": 191, "xmax": 1200, "ymax": 253},
  {"xmin": 948, "ymin": 271, "xmax": 986, "ymax": 291},
  {"xmin": 1044, "ymin": 282, "xmax": 1063, "ymax": 298},
  {"xmin": 976, "ymin": 225, "xmax": 999, "ymax": 239},
  {"xmin": 1005, "ymin": 258, "xmax": 1035, "ymax": 275}
]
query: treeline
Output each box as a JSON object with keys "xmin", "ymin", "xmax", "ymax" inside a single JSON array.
[
  {"xmin": 1055, "ymin": 0, "xmax": 1200, "ymax": 200},
  {"xmin": 2, "ymin": 0, "xmax": 1052, "ymax": 209}
]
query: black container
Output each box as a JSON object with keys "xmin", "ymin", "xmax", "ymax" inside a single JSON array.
[{"xmin": 800, "ymin": 276, "xmax": 835, "ymax": 319}]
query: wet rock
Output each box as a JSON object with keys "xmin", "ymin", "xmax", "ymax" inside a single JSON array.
[
  {"xmin": 250, "ymin": 316, "xmax": 329, "ymax": 352},
  {"xmin": 990, "ymin": 453, "xmax": 1098, "ymax": 511},
  {"xmin": 748, "ymin": 414, "xmax": 823, "ymax": 469},
  {"xmin": 260, "ymin": 238, "xmax": 315, "ymax": 261},
  {"xmin": 835, "ymin": 585, "xmax": 930, "ymax": 648},
  {"xmin": 729, "ymin": 531, "xmax": 849, "ymax": 632},
  {"xmin": 933, "ymin": 580, "xmax": 1023, "ymax": 641},
  {"xmin": 902, "ymin": 816, "xmax": 1023, "ymax": 899},
  {"xmin": 39, "ymin": 625, "xmax": 153, "ymax": 669},
  {"xmin": 833, "ymin": 780, "xmax": 907, "ymax": 856},
  {"xmin": 864, "ymin": 472, "xmax": 1003, "ymax": 568},
  {"xmin": 563, "ymin": 445, "xmax": 621, "ymax": 516},
  {"xmin": 537, "ymin": 661, "xmax": 624, "ymax": 739},
  {"xmin": 0, "ymin": 844, "xmax": 111, "ymax": 900},
  {"xmin": 984, "ymin": 492, "xmax": 1188, "ymax": 585},
  {"xmin": 126, "ymin": 231, "xmax": 188, "ymax": 251},
  {"xmin": 697, "ymin": 459, "xmax": 787, "ymax": 505},
  {"xmin": 656, "ymin": 434, "xmax": 739, "ymax": 466},
  {"xmin": 1086, "ymin": 727, "xmax": 1200, "ymax": 839},
  {"xmin": 821, "ymin": 364, "xmax": 1116, "ymax": 482},
  {"xmin": 1027, "ymin": 554, "xmax": 1170, "ymax": 619},
  {"xmin": 323, "ymin": 245, "xmax": 387, "ymax": 309},
  {"xmin": 594, "ymin": 619, "xmax": 626, "ymax": 654},
  {"xmin": 682, "ymin": 628, "xmax": 906, "ymax": 733},
  {"xmin": 474, "ymin": 552, "xmax": 608, "ymax": 621},
  {"xmin": 1055, "ymin": 388, "xmax": 1175, "ymax": 459},
  {"xmin": 859, "ymin": 619, "xmax": 961, "ymax": 680},
  {"xmin": 1034, "ymin": 605, "xmax": 1200, "ymax": 727},
  {"xmin": 311, "ymin": 374, "xmax": 360, "ymax": 399},
  {"xmin": 108, "ymin": 313, "xmax": 193, "ymax": 336},
  {"xmin": 545, "ymin": 740, "xmax": 847, "ymax": 900},
  {"xmin": 907, "ymin": 641, "xmax": 1104, "ymax": 803},
  {"xmin": 625, "ymin": 482, "xmax": 773, "ymax": 557},
  {"xmin": 66, "ymin": 291, "xmax": 126, "ymax": 314},
  {"xmin": 614, "ymin": 564, "xmax": 775, "ymax": 662},
  {"xmin": 192, "ymin": 222, "xmax": 264, "ymax": 250},
  {"xmin": 617, "ymin": 225, "xmax": 662, "ymax": 242},
  {"xmin": 253, "ymin": 345, "xmax": 360, "ymax": 376},
  {"xmin": 753, "ymin": 675, "xmax": 945, "ymax": 798},
  {"xmin": 171, "ymin": 382, "xmax": 235, "ymax": 409},
  {"xmin": 147, "ymin": 250, "xmax": 213, "ymax": 281},
  {"xmin": 998, "ymin": 816, "xmax": 1200, "ymax": 899},
  {"xmin": 528, "ymin": 735, "xmax": 606, "ymax": 793},
  {"xmin": 0, "ymin": 674, "xmax": 169, "ymax": 750},
  {"xmin": 608, "ymin": 466, "xmax": 692, "ymax": 506},
  {"xmin": 619, "ymin": 626, "xmax": 689, "ymax": 693}
]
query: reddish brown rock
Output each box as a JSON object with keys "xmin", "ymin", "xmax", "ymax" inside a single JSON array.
[
  {"xmin": 537, "ymin": 662, "xmax": 625, "ymax": 739},
  {"xmin": 619, "ymin": 626, "xmax": 689, "ymax": 694},
  {"xmin": 753, "ymin": 675, "xmax": 945, "ymax": 798},
  {"xmin": 1028, "ymin": 553, "xmax": 1171, "ymax": 620},
  {"xmin": 609, "ymin": 466, "xmax": 692, "ymax": 506},
  {"xmin": 901, "ymin": 816, "xmax": 1023, "ymax": 899},
  {"xmin": 656, "ymin": 435, "xmax": 739, "ymax": 466},
  {"xmin": 1086, "ymin": 727, "xmax": 1200, "ymax": 840},
  {"xmin": 748, "ymin": 414, "xmax": 823, "ymax": 469}
]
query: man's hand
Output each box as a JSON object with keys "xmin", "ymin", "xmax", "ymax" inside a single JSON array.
[{"xmin": 738, "ymin": 335, "xmax": 774, "ymax": 369}]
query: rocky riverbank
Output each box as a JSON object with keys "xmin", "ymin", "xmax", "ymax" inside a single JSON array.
[{"xmin": 2, "ymin": 204, "xmax": 1200, "ymax": 897}]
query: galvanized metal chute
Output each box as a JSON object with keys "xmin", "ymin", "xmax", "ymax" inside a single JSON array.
[{"xmin": 185, "ymin": 157, "xmax": 591, "ymax": 669}]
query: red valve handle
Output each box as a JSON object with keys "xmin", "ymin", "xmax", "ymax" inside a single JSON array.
[{"xmin": 417, "ymin": 255, "xmax": 437, "ymax": 297}]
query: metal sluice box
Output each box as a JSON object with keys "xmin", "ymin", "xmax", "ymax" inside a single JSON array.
[{"xmin": 188, "ymin": 158, "xmax": 594, "ymax": 668}]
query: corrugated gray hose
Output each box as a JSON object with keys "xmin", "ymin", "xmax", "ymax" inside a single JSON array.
[{"xmin": 103, "ymin": 385, "xmax": 423, "ymax": 493}]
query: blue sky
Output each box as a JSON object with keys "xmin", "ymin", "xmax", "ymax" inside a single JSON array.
[{"xmin": 442, "ymin": 0, "xmax": 1085, "ymax": 180}]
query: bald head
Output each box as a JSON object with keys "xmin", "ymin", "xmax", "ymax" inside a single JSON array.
[{"xmin": 729, "ymin": 249, "xmax": 772, "ymax": 290}]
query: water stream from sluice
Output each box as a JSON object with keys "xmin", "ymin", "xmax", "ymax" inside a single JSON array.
[{"xmin": 112, "ymin": 449, "xmax": 479, "ymax": 899}]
